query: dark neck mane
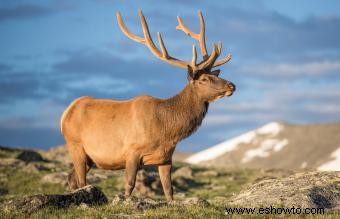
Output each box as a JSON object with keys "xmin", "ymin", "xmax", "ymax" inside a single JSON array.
[{"xmin": 157, "ymin": 84, "xmax": 209, "ymax": 143}]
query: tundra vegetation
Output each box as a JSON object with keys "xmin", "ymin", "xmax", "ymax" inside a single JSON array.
[{"xmin": 0, "ymin": 145, "xmax": 339, "ymax": 218}]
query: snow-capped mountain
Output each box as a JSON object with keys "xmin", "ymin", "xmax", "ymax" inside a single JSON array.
[{"xmin": 185, "ymin": 122, "xmax": 340, "ymax": 171}]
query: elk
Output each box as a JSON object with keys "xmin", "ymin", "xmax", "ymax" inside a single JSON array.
[{"xmin": 60, "ymin": 10, "xmax": 235, "ymax": 201}]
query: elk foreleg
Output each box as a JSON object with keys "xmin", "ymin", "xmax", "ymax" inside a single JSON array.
[
  {"xmin": 124, "ymin": 155, "xmax": 140, "ymax": 197},
  {"xmin": 159, "ymin": 163, "xmax": 173, "ymax": 201}
]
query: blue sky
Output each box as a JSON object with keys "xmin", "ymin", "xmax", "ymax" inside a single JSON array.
[{"xmin": 1, "ymin": 0, "xmax": 340, "ymax": 151}]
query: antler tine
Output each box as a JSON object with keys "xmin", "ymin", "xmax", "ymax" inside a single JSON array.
[
  {"xmin": 157, "ymin": 32, "xmax": 168, "ymax": 58},
  {"xmin": 176, "ymin": 16, "xmax": 199, "ymax": 39},
  {"xmin": 138, "ymin": 10, "xmax": 163, "ymax": 58},
  {"xmin": 116, "ymin": 11, "xmax": 145, "ymax": 43},
  {"xmin": 192, "ymin": 44, "xmax": 197, "ymax": 66},
  {"xmin": 211, "ymin": 41, "xmax": 232, "ymax": 68},
  {"xmin": 139, "ymin": 10, "xmax": 192, "ymax": 68},
  {"xmin": 176, "ymin": 11, "xmax": 208, "ymax": 60},
  {"xmin": 198, "ymin": 10, "xmax": 208, "ymax": 59},
  {"xmin": 198, "ymin": 43, "xmax": 219, "ymax": 70},
  {"xmin": 217, "ymin": 41, "xmax": 222, "ymax": 54},
  {"xmin": 176, "ymin": 11, "xmax": 234, "ymax": 70},
  {"xmin": 212, "ymin": 54, "xmax": 233, "ymax": 68}
]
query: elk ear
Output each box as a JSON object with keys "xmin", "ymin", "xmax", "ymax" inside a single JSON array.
[
  {"xmin": 210, "ymin": 69, "xmax": 220, "ymax": 77},
  {"xmin": 187, "ymin": 65, "xmax": 195, "ymax": 82}
]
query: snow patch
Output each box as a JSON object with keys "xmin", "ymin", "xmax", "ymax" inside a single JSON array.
[
  {"xmin": 185, "ymin": 122, "xmax": 283, "ymax": 164},
  {"xmin": 256, "ymin": 122, "xmax": 283, "ymax": 136},
  {"xmin": 241, "ymin": 138, "xmax": 288, "ymax": 163},
  {"xmin": 185, "ymin": 131, "xmax": 256, "ymax": 164},
  {"xmin": 317, "ymin": 148, "xmax": 340, "ymax": 171},
  {"xmin": 273, "ymin": 139, "xmax": 288, "ymax": 152},
  {"xmin": 300, "ymin": 162, "xmax": 308, "ymax": 169}
]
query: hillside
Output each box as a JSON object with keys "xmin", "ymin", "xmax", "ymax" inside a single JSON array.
[{"xmin": 186, "ymin": 121, "xmax": 340, "ymax": 170}]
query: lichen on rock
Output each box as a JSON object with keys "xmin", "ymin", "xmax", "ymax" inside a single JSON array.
[{"xmin": 230, "ymin": 171, "xmax": 340, "ymax": 210}]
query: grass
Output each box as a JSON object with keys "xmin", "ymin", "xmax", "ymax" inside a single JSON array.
[
  {"xmin": 188, "ymin": 167, "xmax": 257, "ymax": 199},
  {"xmin": 0, "ymin": 146, "xmax": 21, "ymax": 159},
  {"xmin": 2, "ymin": 204, "xmax": 338, "ymax": 219},
  {"xmin": 0, "ymin": 148, "xmax": 339, "ymax": 218},
  {"xmin": 0, "ymin": 167, "xmax": 64, "ymax": 202}
]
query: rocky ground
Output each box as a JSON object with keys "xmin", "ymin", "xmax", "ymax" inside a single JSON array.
[{"xmin": 0, "ymin": 145, "xmax": 339, "ymax": 218}]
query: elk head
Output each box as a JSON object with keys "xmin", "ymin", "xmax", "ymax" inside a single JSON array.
[{"xmin": 116, "ymin": 10, "xmax": 235, "ymax": 102}]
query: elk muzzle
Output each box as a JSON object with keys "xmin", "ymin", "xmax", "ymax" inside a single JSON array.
[{"xmin": 224, "ymin": 81, "xmax": 236, "ymax": 97}]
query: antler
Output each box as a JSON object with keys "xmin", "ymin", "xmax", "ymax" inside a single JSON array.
[
  {"xmin": 116, "ymin": 10, "xmax": 231, "ymax": 72},
  {"xmin": 176, "ymin": 10, "xmax": 232, "ymax": 69},
  {"xmin": 176, "ymin": 11, "xmax": 208, "ymax": 60}
]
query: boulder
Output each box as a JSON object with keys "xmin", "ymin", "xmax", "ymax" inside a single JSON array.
[
  {"xmin": 4, "ymin": 185, "xmax": 107, "ymax": 214},
  {"xmin": 16, "ymin": 150, "xmax": 44, "ymax": 163},
  {"xmin": 173, "ymin": 176, "xmax": 196, "ymax": 190},
  {"xmin": 135, "ymin": 169, "xmax": 162, "ymax": 196},
  {"xmin": 230, "ymin": 171, "xmax": 340, "ymax": 210},
  {"xmin": 172, "ymin": 166, "xmax": 197, "ymax": 190}
]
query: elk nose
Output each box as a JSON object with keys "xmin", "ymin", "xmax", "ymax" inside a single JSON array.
[{"xmin": 228, "ymin": 82, "xmax": 236, "ymax": 91}]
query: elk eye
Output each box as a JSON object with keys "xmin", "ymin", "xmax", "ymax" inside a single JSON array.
[{"xmin": 201, "ymin": 78, "xmax": 208, "ymax": 82}]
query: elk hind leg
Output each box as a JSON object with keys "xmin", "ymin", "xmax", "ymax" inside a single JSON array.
[
  {"xmin": 68, "ymin": 168, "xmax": 78, "ymax": 191},
  {"xmin": 68, "ymin": 158, "xmax": 94, "ymax": 191},
  {"xmin": 67, "ymin": 142, "xmax": 89, "ymax": 190}
]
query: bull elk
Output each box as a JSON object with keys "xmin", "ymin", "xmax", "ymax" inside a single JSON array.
[{"xmin": 60, "ymin": 10, "xmax": 235, "ymax": 201}]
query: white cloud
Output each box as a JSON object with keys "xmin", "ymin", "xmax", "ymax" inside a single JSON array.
[
  {"xmin": 0, "ymin": 99, "xmax": 65, "ymax": 130},
  {"xmin": 304, "ymin": 103, "xmax": 340, "ymax": 114},
  {"xmin": 213, "ymin": 101, "xmax": 276, "ymax": 112},
  {"xmin": 65, "ymin": 76, "xmax": 134, "ymax": 94},
  {"xmin": 238, "ymin": 60, "xmax": 340, "ymax": 76},
  {"xmin": 204, "ymin": 84, "xmax": 340, "ymax": 127},
  {"xmin": 204, "ymin": 115, "xmax": 237, "ymax": 126}
]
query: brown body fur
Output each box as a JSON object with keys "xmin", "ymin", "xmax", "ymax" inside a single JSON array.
[{"xmin": 62, "ymin": 86, "xmax": 207, "ymax": 170}]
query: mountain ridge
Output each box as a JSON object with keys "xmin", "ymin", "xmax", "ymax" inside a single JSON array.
[{"xmin": 185, "ymin": 121, "xmax": 340, "ymax": 171}]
